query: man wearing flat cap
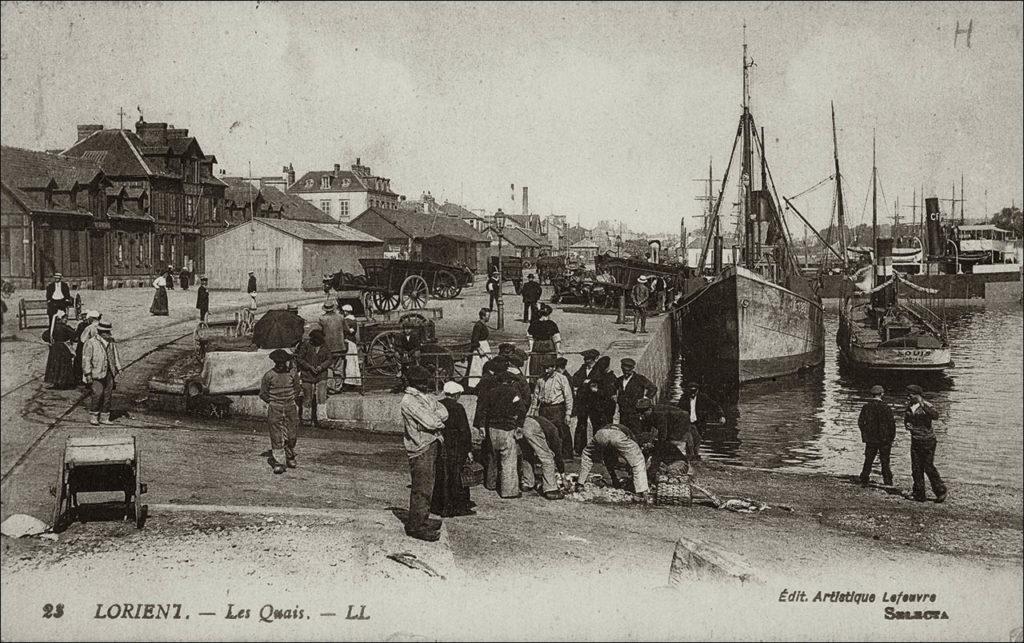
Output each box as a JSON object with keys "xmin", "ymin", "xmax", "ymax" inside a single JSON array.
[
  {"xmin": 677, "ymin": 380, "xmax": 725, "ymax": 459},
  {"xmin": 904, "ymin": 384, "xmax": 947, "ymax": 502},
  {"xmin": 401, "ymin": 366, "xmax": 449, "ymax": 540},
  {"xmin": 259, "ymin": 349, "xmax": 302, "ymax": 474},
  {"xmin": 615, "ymin": 357, "xmax": 657, "ymax": 433},
  {"xmin": 858, "ymin": 385, "xmax": 896, "ymax": 486},
  {"xmin": 571, "ymin": 349, "xmax": 601, "ymax": 454},
  {"xmin": 44, "ymin": 272, "xmax": 73, "ymax": 326}
]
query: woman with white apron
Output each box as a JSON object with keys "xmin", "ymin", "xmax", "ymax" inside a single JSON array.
[
  {"xmin": 467, "ymin": 308, "xmax": 492, "ymax": 390},
  {"xmin": 342, "ymin": 327, "xmax": 362, "ymax": 390}
]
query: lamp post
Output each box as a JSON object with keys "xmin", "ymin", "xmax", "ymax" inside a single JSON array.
[
  {"xmin": 615, "ymin": 234, "xmax": 622, "ymax": 258},
  {"xmin": 495, "ymin": 208, "xmax": 507, "ymax": 330}
]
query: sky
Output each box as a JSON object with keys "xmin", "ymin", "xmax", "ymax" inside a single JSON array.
[{"xmin": 1, "ymin": 1, "xmax": 1021, "ymax": 236}]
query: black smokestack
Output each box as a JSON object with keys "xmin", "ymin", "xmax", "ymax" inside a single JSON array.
[{"xmin": 925, "ymin": 197, "xmax": 944, "ymax": 258}]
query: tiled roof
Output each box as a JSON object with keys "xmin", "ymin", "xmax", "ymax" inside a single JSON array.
[
  {"xmin": 487, "ymin": 226, "xmax": 541, "ymax": 248},
  {"xmin": 519, "ymin": 228, "xmax": 551, "ymax": 247},
  {"xmin": 260, "ymin": 186, "xmax": 336, "ymax": 223},
  {"xmin": 440, "ymin": 201, "xmax": 484, "ymax": 221},
  {"xmin": 221, "ymin": 176, "xmax": 262, "ymax": 206},
  {"xmin": 0, "ymin": 145, "xmax": 106, "ymax": 191},
  {"xmin": 570, "ymin": 238, "xmax": 600, "ymax": 248},
  {"xmin": 290, "ymin": 169, "xmax": 397, "ymax": 196},
  {"xmin": 63, "ymin": 129, "xmax": 153, "ymax": 176},
  {"xmin": 243, "ymin": 218, "xmax": 384, "ymax": 243},
  {"xmin": 357, "ymin": 207, "xmax": 490, "ymax": 243}
]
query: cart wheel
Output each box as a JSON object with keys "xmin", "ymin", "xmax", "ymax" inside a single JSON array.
[
  {"xmin": 51, "ymin": 446, "xmax": 69, "ymax": 532},
  {"xmin": 400, "ymin": 275, "xmax": 429, "ymax": 310},
  {"xmin": 134, "ymin": 449, "xmax": 144, "ymax": 529},
  {"xmin": 366, "ymin": 330, "xmax": 404, "ymax": 377},
  {"xmin": 433, "ymin": 270, "xmax": 461, "ymax": 299},
  {"xmin": 372, "ymin": 290, "xmax": 400, "ymax": 313}
]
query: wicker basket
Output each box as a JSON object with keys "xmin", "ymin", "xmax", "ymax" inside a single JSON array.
[
  {"xmin": 654, "ymin": 473, "xmax": 693, "ymax": 506},
  {"xmin": 460, "ymin": 461, "xmax": 484, "ymax": 488}
]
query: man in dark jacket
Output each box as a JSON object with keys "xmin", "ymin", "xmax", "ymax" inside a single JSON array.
[
  {"xmin": 676, "ymin": 381, "xmax": 725, "ymax": 460},
  {"xmin": 195, "ymin": 277, "xmax": 210, "ymax": 322},
  {"xmin": 247, "ymin": 270, "xmax": 258, "ymax": 309},
  {"xmin": 486, "ymin": 271, "xmax": 501, "ymax": 311},
  {"xmin": 615, "ymin": 358, "xmax": 657, "ymax": 433},
  {"xmin": 474, "ymin": 370, "xmax": 529, "ymax": 497},
  {"xmin": 904, "ymin": 384, "xmax": 947, "ymax": 502},
  {"xmin": 637, "ymin": 398, "xmax": 698, "ymax": 475},
  {"xmin": 520, "ymin": 273, "xmax": 542, "ymax": 323},
  {"xmin": 44, "ymin": 273, "xmax": 73, "ymax": 325},
  {"xmin": 858, "ymin": 384, "xmax": 896, "ymax": 486}
]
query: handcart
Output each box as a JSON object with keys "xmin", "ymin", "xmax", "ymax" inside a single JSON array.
[{"xmin": 51, "ymin": 435, "xmax": 147, "ymax": 531}]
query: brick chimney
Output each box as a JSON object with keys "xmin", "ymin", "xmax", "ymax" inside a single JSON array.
[
  {"xmin": 77, "ymin": 124, "xmax": 103, "ymax": 141},
  {"xmin": 135, "ymin": 121, "xmax": 168, "ymax": 146},
  {"xmin": 522, "ymin": 186, "xmax": 529, "ymax": 216},
  {"xmin": 282, "ymin": 163, "xmax": 295, "ymax": 187},
  {"xmin": 333, "ymin": 163, "xmax": 341, "ymax": 176}
]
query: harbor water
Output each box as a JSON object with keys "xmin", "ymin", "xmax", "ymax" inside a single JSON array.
[{"xmin": 669, "ymin": 304, "xmax": 1024, "ymax": 489}]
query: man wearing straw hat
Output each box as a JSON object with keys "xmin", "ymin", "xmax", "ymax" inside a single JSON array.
[
  {"xmin": 44, "ymin": 272, "xmax": 73, "ymax": 326},
  {"xmin": 81, "ymin": 321, "xmax": 122, "ymax": 426}
]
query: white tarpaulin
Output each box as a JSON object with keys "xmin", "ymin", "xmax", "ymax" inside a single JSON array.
[{"xmin": 201, "ymin": 349, "xmax": 278, "ymax": 395}]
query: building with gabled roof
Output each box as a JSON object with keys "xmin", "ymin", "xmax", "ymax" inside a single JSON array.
[
  {"xmin": 348, "ymin": 206, "xmax": 490, "ymax": 271},
  {"xmin": 288, "ymin": 158, "xmax": 398, "ymax": 223},
  {"xmin": 1, "ymin": 144, "xmax": 158, "ymax": 289},
  {"xmin": 62, "ymin": 118, "xmax": 228, "ymax": 279},
  {"xmin": 203, "ymin": 217, "xmax": 384, "ymax": 291}
]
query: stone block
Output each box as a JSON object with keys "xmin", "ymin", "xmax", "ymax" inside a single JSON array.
[{"xmin": 668, "ymin": 536, "xmax": 761, "ymax": 586}]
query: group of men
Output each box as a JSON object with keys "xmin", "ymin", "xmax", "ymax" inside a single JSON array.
[{"xmin": 857, "ymin": 383, "xmax": 948, "ymax": 503}]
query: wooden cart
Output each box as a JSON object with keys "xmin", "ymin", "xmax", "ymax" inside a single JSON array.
[
  {"xmin": 51, "ymin": 436, "xmax": 147, "ymax": 531},
  {"xmin": 347, "ymin": 258, "xmax": 471, "ymax": 314},
  {"xmin": 359, "ymin": 312, "xmax": 468, "ymax": 385}
]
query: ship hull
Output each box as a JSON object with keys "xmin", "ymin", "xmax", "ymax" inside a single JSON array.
[
  {"xmin": 837, "ymin": 300, "xmax": 953, "ymax": 372},
  {"xmin": 673, "ymin": 266, "xmax": 825, "ymax": 400}
]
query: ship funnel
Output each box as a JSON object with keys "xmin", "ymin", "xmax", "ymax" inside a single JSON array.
[{"xmin": 925, "ymin": 197, "xmax": 944, "ymax": 258}]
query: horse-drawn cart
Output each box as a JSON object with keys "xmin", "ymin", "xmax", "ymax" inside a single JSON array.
[
  {"xmin": 328, "ymin": 258, "xmax": 470, "ymax": 314},
  {"xmin": 359, "ymin": 312, "xmax": 469, "ymax": 386}
]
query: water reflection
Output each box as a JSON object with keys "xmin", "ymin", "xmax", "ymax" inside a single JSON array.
[{"xmin": 670, "ymin": 304, "xmax": 1024, "ymax": 488}]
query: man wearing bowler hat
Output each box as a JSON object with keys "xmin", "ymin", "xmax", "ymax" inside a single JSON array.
[
  {"xmin": 858, "ymin": 385, "xmax": 896, "ymax": 486},
  {"xmin": 259, "ymin": 349, "xmax": 302, "ymax": 474},
  {"xmin": 904, "ymin": 384, "xmax": 947, "ymax": 502}
]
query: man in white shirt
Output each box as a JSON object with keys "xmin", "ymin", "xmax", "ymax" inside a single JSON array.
[
  {"xmin": 401, "ymin": 366, "xmax": 448, "ymax": 541},
  {"xmin": 677, "ymin": 381, "xmax": 725, "ymax": 460},
  {"xmin": 534, "ymin": 361, "xmax": 574, "ymax": 464}
]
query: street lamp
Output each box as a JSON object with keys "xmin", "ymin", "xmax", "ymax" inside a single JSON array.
[
  {"xmin": 615, "ymin": 234, "xmax": 622, "ymax": 257},
  {"xmin": 495, "ymin": 208, "xmax": 507, "ymax": 330}
]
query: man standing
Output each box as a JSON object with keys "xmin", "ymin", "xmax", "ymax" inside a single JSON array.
[
  {"xmin": 858, "ymin": 385, "xmax": 896, "ymax": 486},
  {"xmin": 631, "ymin": 276, "xmax": 651, "ymax": 334},
  {"xmin": 81, "ymin": 321, "xmax": 122, "ymax": 426},
  {"xmin": 520, "ymin": 273, "xmax": 542, "ymax": 323},
  {"xmin": 293, "ymin": 329, "xmax": 331, "ymax": 427},
  {"xmin": 636, "ymin": 398, "xmax": 696, "ymax": 475},
  {"xmin": 401, "ymin": 366, "xmax": 448, "ymax": 541},
  {"xmin": 615, "ymin": 358, "xmax": 657, "ymax": 433},
  {"xmin": 485, "ymin": 270, "xmax": 501, "ymax": 312},
  {"xmin": 316, "ymin": 301, "xmax": 349, "ymax": 393},
  {"xmin": 165, "ymin": 265, "xmax": 175, "ymax": 290},
  {"xmin": 571, "ymin": 349, "xmax": 600, "ymax": 454},
  {"xmin": 904, "ymin": 384, "xmax": 947, "ymax": 503},
  {"xmin": 577, "ymin": 423, "xmax": 651, "ymax": 498},
  {"xmin": 247, "ymin": 270, "xmax": 258, "ymax": 310},
  {"xmin": 195, "ymin": 277, "xmax": 210, "ymax": 323},
  {"xmin": 505, "ymin": 350, "xmax": 531, "ymax": 401},
  {"xmin": 534, "ymin": 361, "xmax": 574, "ymax": 463},
  {"xmin": 44, "ymin": 273, "xmax": 72, "ymax": 326},
  {"xmin": 474, "ymin": 370, "xmax": 528, "ymax": 498},
  {"xmin": 259, "ymin": 349, "xmax": 302, "ymax": 474},
  {"xmin": 677, "ymin": 381, "xmax": 725, "ymax": 460}
]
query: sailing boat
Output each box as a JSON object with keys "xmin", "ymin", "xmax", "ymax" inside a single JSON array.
[
  {"xmin": 673, "ymin": 38, "xmax": 825, "ymax": 401},
  {"xmin": 837, "ymin": 136, "xmax": 952, "ymax": 372}
]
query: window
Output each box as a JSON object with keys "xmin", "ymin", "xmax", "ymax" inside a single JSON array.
[
  {"xmin": 117, "ymin": 235, "xmax": 124, "ymax": 266},
  {"xmin": 321, "ymin": 176, "xmax": 331, "ymax": 189},
  {"xmin": 342, "ymin": 178, "xmax": 350, "ymax": 187},
  {"xmin": 159, "ymin": 236, "xmax": 165, "ymax": 263},
  {"xmin": 137, "ymin": 235, "xmax": 144, "ymax": 266},
  {"xmin": 304, "ymin": 179, "xmax": 313, "ymax": 188},
  {"xmin": 1, "ymin": 229, "xmax": 11, "ymax": 275},
  {"xmin": 320, "ymin": 200, "xmax": 332, "ymax": 215},
  {"xmin": 338, "ymin": 200, "xmax": 349, "ymax": 219}
]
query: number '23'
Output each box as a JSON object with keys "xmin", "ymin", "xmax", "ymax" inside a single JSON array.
[{"xmin": 43, "ymin": 603, "xmax": 64, "ymax": 618}]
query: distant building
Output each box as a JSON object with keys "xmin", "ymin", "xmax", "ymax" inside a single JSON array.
[
  {"xmin": 288, "ymin": 158, "xmax": 398, "ymax": 223},
  {"xmin": 62, "ymin": 118, "xmax": 228, "ymax": 277},
  {"xmin": 348, "ymin": 206, "xmax": 490, "ymax": 271},
  {"xmin": 203, "ymin": 217, "xmax": 384, "ymax": 291},
  {"xmin": 568, "ymin": 238, "xmax": 600, "ymax": 265}
]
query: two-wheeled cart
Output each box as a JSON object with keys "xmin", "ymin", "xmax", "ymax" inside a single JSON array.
[{"xmin": 51, "ymin": 436, "xmax": 146, "ymax": 531}]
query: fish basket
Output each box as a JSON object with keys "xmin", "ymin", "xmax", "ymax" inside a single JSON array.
[
  {"xmin": 654, "ymin": 473, "xmax": 693, "ymax": 506},
  {"xmin": 460, "ymin": 461, "xmax": 484, "ymax": 488}
]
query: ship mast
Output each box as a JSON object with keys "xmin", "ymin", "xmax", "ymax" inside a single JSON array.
[
  {"xmin": 831, "ymin": 102, "xmax": 848, "ymax": 269},
  {"xmin": 741, "ymin": 25, "xmax": 754, "ymax": 270},
  {"xmin": 871, "ymin": 132, "xmax": 878, "ymax": 287}
]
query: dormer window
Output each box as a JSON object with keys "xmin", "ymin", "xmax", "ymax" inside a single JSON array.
[
  {"xmin": 342, "ymin": 179, "xmax": 350, "ymax": 188},
  {"xmin": 304, "ymin": 179, "xmax": 313, "ymax": 188},
  {"xmin": 321, "ymin": 176, "xmax": 331, "ymax": 189}
]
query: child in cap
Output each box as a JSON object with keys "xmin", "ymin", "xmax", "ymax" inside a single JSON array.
[{"xmin": 259, "ymin": 349, "xmax": 302, "ymax": 474}]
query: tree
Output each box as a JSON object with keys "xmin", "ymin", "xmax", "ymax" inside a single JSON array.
[{"xmin": 990, "ymin": 207, "xmax": 1023, "ymax": 236}]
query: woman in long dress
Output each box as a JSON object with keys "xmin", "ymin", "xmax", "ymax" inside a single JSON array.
[
  {"xmin": 150, "ymin": 275, "xmax": 169, "ymax": 316},
  {"xmin": 44, "ymin": 310, "xmax": 77, "ymax": 389},
  {"xmin": 342, "ymin": 327, "xmax": 362, "ymax": 390},
  {"xmin": 527, "ymin": 304, "xmax": 560, "ymax": 380},
  {"xmin": 466, "ymin": 308, "xmax": 491, "ymax": 390},
  {"xmin": 432, "ymin": 382, "xmax": 474, "ymax": 517}
]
